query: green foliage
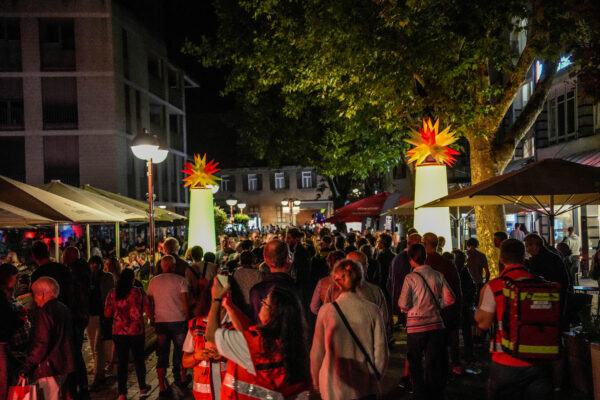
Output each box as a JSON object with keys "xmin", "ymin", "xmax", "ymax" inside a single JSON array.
[
  {"xmin": 214, "ymin": 206, "xmax": 228, "ymax": 238},
  {"xmin": 233, "ymin": 213, "xmax": 251, "ymax": 227},
  {"xmin": 187, "ymin": 0, "xmax": 589, "ymax": 178}
]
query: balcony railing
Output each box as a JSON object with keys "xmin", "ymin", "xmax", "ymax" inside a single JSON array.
[{"xmin": 40, "ymin": 46, "xmax": 75, "ymax": 71}]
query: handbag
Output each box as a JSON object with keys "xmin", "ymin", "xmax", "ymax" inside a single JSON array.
[
  {"xmin": 332, "ymin": 301, "xmax": 382, "ymax": 380},
  {"xmin": 413, "ymin": 271, "xmax": 446, "ymax": 327},
  {"xmin": 8, "ymin": 377, "xmax": 38, "ymax": 400}
]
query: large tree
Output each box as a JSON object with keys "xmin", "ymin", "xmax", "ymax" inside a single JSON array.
[{"xmin": 187, "ymin": 0, "xmax": 595, "ymax": 274}]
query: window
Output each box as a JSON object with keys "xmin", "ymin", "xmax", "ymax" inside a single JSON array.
[
  {"xmin": 0, "ymin": 137, "xmax": 25, "ymax": 181},
  {"xmin": 274, "ymin": 172, "xmax": 285, "ymax": 190},
  {"xmin": 44, "ymin": 136, "xmax": 79, "ymax": 186},
  {"xmin": 148, "ymin": 54, "xmax": 163, "ymax": 97},
  {"xmin": 548, "ymin": 89, "xmax": 576, "ymax": 142},
  {"xmin": 122, "ymin": 29, "xmax": 129, "ymax": 78},
  {"xmin": 301, "ymin": 171, "xmax": 312, "ymax": 189},
  {"xmin": 248, "ymin": 173, "xmax": 258, "ymax": 191},
  {"xmin": 124, "ymin": 85, "xmax": 131, "ymax": 134},
  {"xmin": 42, "ymin": 77, "xmax": 78, "ymax": 129},
  {"xmin": 0, "ymin": 18, "xmax": 21, "ymax": 71},
  {"xmin": 39, "ymin": 19, "xmax": 75, "ymax": 71},
  {"xmin": 276, "ymin": 206, "xmax": 286, "ymax": 224},
  {"xmin": 0, "ymin": 78, "xmax": 24, "ymax": 130},
  {"xmin": 221, "ymin": 175, "xmax": 231, "ymax": 192}
]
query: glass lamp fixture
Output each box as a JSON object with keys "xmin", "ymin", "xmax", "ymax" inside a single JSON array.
[
  {"xmin": 281, "ymin": 199, "xmax": 289, "ymax": 206},
  {"xmin": 226, "ymin": 197, "xmax": 238, "ymax": 207},
  {"xmin": 237, "ymin": 202, "xmax": 246, "ymax": 211},
  {"xmin": 153, "ymin": 137, "xmax": 169, "ymax": 164},
  {"xmin": 293, "ymin": 199, "xmax": 301, "ymax": 206},
  {"xmin": 130, "ymin": 129, "xmax": 159, "ymax": 161}
]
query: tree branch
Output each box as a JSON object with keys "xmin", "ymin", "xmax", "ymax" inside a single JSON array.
[
  {"xmin": 494, "ymin": 59, "xmax": 558, "ymax": 170},
  {"xmin": 493, "ymin": 43, "xmax": 537, "ymax": 121}
]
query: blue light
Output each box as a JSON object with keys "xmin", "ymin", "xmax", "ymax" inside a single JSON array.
[{"xmin": 535, "ymin": 55, "xmax": 573, "ymax": 82}]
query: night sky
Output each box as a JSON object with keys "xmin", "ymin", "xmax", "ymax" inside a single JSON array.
[{"xmin": 162, "ymin": 1, "xmax": 239, "ymax": 168}]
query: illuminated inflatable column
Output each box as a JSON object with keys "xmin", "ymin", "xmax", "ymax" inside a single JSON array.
[
  {"xmin": 188, "ymin": 187, "xmax": 217, "ymax": 252},
  {"xmin": 182, "ymin": 154, "xmax": 221, "ymax": 253},
  {"xmin": 413, "ymin": 161, "xmax": 452, "ymax": 252},
  {"xmin": 405, "ymin": 118, "xmax": 459, "ymax": 253}
]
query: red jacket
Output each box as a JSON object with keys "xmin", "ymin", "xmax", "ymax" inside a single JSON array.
[{"xmin": 220, "ymin": 326, "xmax": 311, "ymax": 400}]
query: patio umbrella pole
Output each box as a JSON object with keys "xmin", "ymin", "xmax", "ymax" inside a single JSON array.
[
  {"xmin": 115, "ymin": 222, "xmax": 120, "ymax": 259},
  {"xmin": 549, "ymin": 195, "xmax": 555, "ymax": 247},
  {"xmin": 54, "ymin": 223, "xmax": 59, "ymax": 261},
  {"xmin": 86, "ymin": 224, "xmax": 90, "ymax": 259}
]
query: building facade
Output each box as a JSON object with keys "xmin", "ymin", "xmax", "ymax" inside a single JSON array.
[
  {"xmin": 0, "ymin": 0, "xmax": 195, "ymax": 211},
  {"xmin": 213, "ymin": 166, "xmax": 333, "ymax": 228}
]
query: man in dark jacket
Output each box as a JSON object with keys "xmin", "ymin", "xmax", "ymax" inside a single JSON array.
[
  {"xmin": 22, "ymin": 277, "xmax": 75, "ymax": 400},
  {"xmin": 31, "ymin": 241, "xmax": 72, "ymax": 308},
  {"xmin": 249, "ymin": 240, "xmax": 303, "ymax": 323},
  {"xmin": 286, "ymin": 228, "xmax": 313, "ymax": 313},
  {"xmin": 525, "ymin": 233, "xmax": 571, "ymax": 327},
  {"xmin": 62, "ymin": 246, "xmax": 91, "ymax": 399},
  {"xmin": 155, "ymin": 237, "xmax": 188, "ymax": 276}
]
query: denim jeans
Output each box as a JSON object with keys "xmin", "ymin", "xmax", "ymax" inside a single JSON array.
[
  {"xmin": 155, "ymin": 321, "xmax": 187, "ymax": 380},
  {"xmin": 488, "ymin": 361, "xmax": 552, "ymax": 400},
  {"xmin": 114, "ymin": 335, "xmax": 146, "ymax": 395},
  {"xmin": 406, "ymin": 329, "xmax": 448, "ymax": 400}
]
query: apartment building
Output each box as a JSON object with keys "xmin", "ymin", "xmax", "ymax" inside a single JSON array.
[
  {"xmin": 213, "ymin": 166, "xmax": 333, "ymax": 228},
  {"xmin": 0, "ymin": 0, "xmax": 196, "ymax": 211}
]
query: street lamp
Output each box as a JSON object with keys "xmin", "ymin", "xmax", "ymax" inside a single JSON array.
[
  {"xmin": 237, "ymin": 202, "xmax": 246, "ymax": 214},
  {"xmin": 225, "ymin": 196, "xmax": 238, "ymax": 219},
  {"xmin": 281, "ymin": 198, "xmax": 301, "ymax": 226},
  {"xmin": 130, "ymin": 128, "xmax": 168, "ymax": 268}
]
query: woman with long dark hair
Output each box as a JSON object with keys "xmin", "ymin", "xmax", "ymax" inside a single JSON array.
[
  {"xmin": 104, "ymin": 268, "xmax": 150, "ymax": 399},
  {"xmin": 206, "ymin": 277, "xmax": 312, "ymax": 399}
]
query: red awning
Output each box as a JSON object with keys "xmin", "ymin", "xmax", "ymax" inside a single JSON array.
[{"xmin": 324, "ymin": 192, "xmax": 391, "ymax": 223}]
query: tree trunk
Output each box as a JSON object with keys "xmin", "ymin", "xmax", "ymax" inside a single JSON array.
[{"xmin": 468, "ymin": 133, "xmax": 506, "ymax": 278}]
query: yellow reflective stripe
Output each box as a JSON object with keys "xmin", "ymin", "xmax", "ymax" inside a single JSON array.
[
  {"xmin": 501, "ymin": 338, "xmax": 559, "ymax": 354},
  {"xmin": 519, "ymin": 292, "xmax": 560, "ymax": 301}
]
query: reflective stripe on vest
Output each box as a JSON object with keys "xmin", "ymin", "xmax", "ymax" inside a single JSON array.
[
  {"xmin": 193, "ymin": 382, "xmax": 212, "ymax": 394},
  {"xmin": 501, "ymin": 338, "xmax": 559, "ymax": 355},
  {"xmin": 222, "ymin": 373, "xmax": 284, "ymax": 400}
]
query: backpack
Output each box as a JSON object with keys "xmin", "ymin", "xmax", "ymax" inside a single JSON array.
[
  {"xmin": 188, "ymin": 262, "xmax": 210, "ymax": 297},
  {"xmin": 500, "ymin": 272, "xmax": 561, "ymax": 362}
]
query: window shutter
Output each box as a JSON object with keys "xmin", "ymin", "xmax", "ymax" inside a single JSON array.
[
  {"xmin": 284, "ymin": 172, "xmax": 290, "ymax": 189},
  {"xmin": 230, "ymin": 175, "xmax": 236, "ymax": 192},
  {"xmin": 257, "ymin": 173, "xmax": 263, "ymax": 190},
  {"xmin": 270, "ymin": 172, "xmax": 275, "ymax": 191},
  {"xmin": 311, "ymin": 171, "xmax": 317, "ymax": 188},
  {"xmin": 296, "ymin": 170, "xmax": 302, "ymax": 189},
  {"xmin": 242, "ymin": 174, "xmax": 248, "ymax": 191}
]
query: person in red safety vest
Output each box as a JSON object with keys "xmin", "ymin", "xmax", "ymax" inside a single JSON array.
[
  {"xmin": 182, "ymin": 280, "xmax": 235, "ymax": 400},
  {"xmin": 475, "ymin": 239, "xmax": 553, "ymax": 400},
  {"xmin": 205, "ymin": 276, "xmax": 313, "ymax": 400}
]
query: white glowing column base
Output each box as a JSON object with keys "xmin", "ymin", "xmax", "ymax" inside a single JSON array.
[
  {"xmin": 413, "ymin": 163, "xmax": 452, "ymax": 253},
  {"xmin": 188, "ymin": 187, "xmax": 217, "ymax": 253}
]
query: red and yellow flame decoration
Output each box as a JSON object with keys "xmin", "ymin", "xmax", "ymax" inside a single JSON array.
[
  {"xmin": 405, "ymin": 118, "xmax": 460, "ymax": 166},
  {"xmin": 182, "ymin": 153, "xmax": 221, "ymax": 188}
]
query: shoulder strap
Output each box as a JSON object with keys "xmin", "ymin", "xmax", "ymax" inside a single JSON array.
[
  {"xmin": 201, "ymin": 261, "xmax": 207, "ymax": 279},
  {"xmin": 413, "ymin": 271, "xmax": 442, "ymax": 313},
  {"xmin": 187, "ymin": 264, "xmax": 200, "ymax": 279},
  {"xmin": 332, "ymin": 301, "xmax": 381, "ymax": 380}
]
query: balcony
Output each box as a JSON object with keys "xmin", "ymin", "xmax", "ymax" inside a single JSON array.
[
  {"xmin": 43, "ymin": 104, "xmax": 78, "ymax": 130},
  {"xmin": 168, "ymin": 87, "xmax": 182, "ymax": 109},
  {"xmin": 149, "ymin": 74, "xmax": 164, "ymax": 98}
]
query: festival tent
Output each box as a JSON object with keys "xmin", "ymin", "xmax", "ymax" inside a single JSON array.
[
  {"xmin": 324, "ymin": 192, "xmax": 392, "ymax": 223},
  {"xmin": 0, "ymin": 201, "xmax": 53, "ymax": 228},
  {"xmin": 40, "ymin": 180, "xmax": 149, "ymax": 257},
  {"xmin": 0, "ymin": 175, "xmax": 123, "ymax": 259},
  {"xmin": 81, "ymin": 184, "xmax": 187, "ymax": 222},
  {"xmin": 419, "ymin": 158, "xmax": 600, "ymax": 244}
]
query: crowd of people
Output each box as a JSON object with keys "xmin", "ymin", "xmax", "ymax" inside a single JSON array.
[{"xmin": 0, "ymin": 223, "xmax": 593, "ymax": 400}]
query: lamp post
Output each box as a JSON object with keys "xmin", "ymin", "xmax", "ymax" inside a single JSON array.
[
  {"xmin": 225, "ymin": 196, "xmax": 238, "ymax": 219},
  {"xmin": 281, "ymin": 198, "xmax": 301, "ymax": 226},
  {"xmin": 237, "ymin": 202, "xmax": 246, "ymax": 214},
  {"xmin": 130, "ymin": 128, "xmax": 168, "ymax": 268}
]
